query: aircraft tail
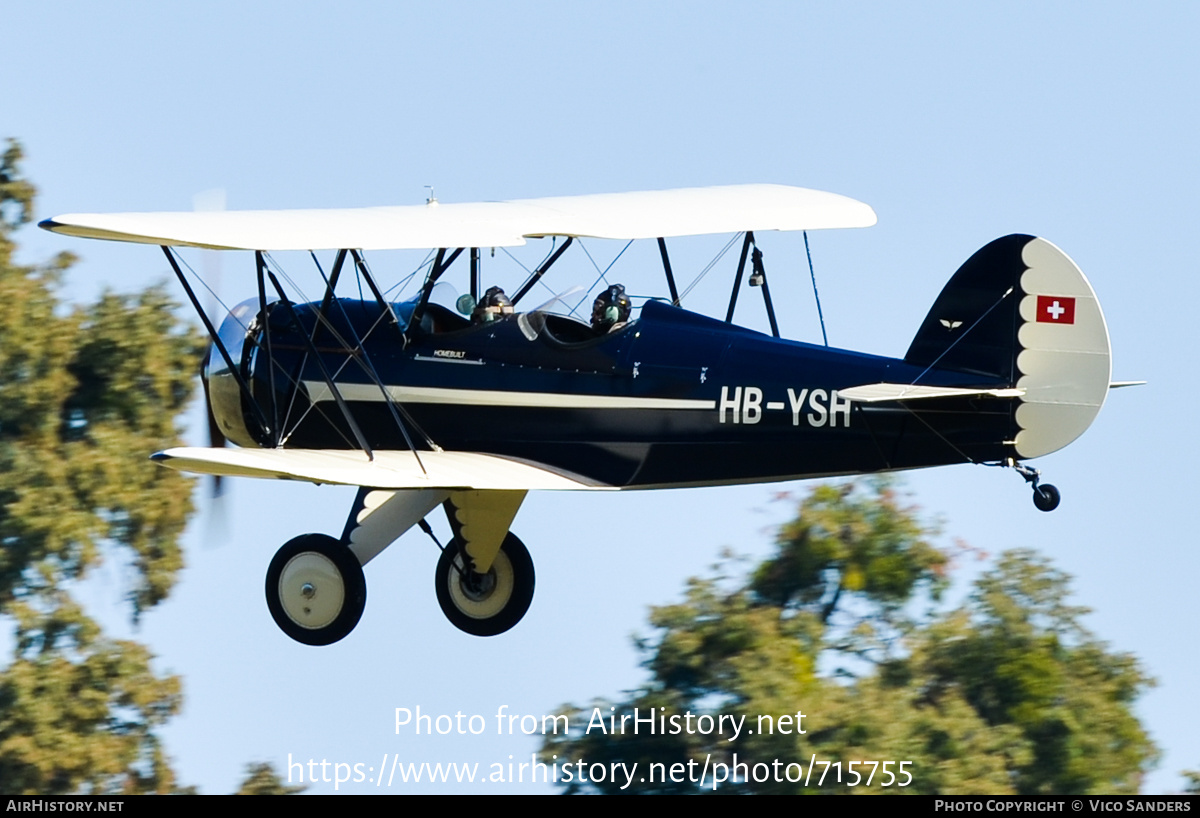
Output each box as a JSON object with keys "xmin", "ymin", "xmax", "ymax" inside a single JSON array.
[{"xmin": 904, "ymin": 235, "xmax": 1111, "ymax": 459}]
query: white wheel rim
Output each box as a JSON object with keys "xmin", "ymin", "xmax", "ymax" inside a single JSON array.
[
  {"xmin": 448, "ymin": 551, "xmax": 514, "ymax": 620},
  {"xmin": 278, "ymin": 552, "xmax": 345, "ymax": 630}
]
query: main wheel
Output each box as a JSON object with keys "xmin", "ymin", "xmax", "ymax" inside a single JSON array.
[
  {"xmin": 435, "ymin": 532, "xmax": 534, "ymax": 636},
  {"xmin": 1033, "ymin": 484, "xmax": 1061, "ymax": 512},
  {"xmin": 266, "ymin": 533, "xmax": 366, "ymax": 646}
]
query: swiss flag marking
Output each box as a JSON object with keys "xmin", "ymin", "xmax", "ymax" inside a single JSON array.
[{"xmin": 1036, "ymin": 295, "xmax": 1075, "ymax": 324}]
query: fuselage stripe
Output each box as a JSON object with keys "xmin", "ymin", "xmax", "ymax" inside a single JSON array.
[{"xmin": 302, "ymin": 381, "xmax": 717, "ymax": 411}]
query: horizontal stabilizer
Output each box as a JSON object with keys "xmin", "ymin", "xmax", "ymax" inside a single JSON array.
[
  {"xmin": 839, "ymin": 383, "xmax": 1025, "ymax": 403},
  {"xmin": 151, "ymin": 447, "xmax": 614, "ymax": 490},
  {"xmin": 1109, "ymin": 380, "xmax": 1146, "ymax": 389}
]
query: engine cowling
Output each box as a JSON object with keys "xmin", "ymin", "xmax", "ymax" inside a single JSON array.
[{"xmin": 203, "ymin": 297, "xmax": 269, "ymax": 448}]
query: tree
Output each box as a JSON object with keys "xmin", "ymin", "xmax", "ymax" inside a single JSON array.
[
  {"xmin": 541, "ymin": 480, "xmax": 1157, "ymax": 794},
  {"xmin": 0, "ymin": 140, "xmax": 204, "ymax": 793},
  {"xmin": 236, "ymin": 762, "xmax": 306, "ymax": 795}
]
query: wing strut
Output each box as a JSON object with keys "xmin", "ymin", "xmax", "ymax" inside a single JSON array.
[
  {"xmin": 748, "ymin": 243, "xmax": 780, "ymax": 338},
  {"xmin": 306, "ymin": 252, "xmax": 440, "ymax": 472},
  {"xmin": 265, "ymin": 270, "xmax": 375, "ymax": 460},
  {"xmin": 349, "ymin": 249, "xmax": 406, "ymax": 336},
  {"xmin": 470, "ymin": 247, "xmax": 481, "ymax": 301},
  {"xmin": 512, "ymin": 237, "xmax": 573, "ymax": 305},
  {"xmin": 254, "ymin": 251, "xmax": 281, "ymax": 445},
  {"xmin": 656, "ymin": 238, "xmax": 681, "ymax": 306},
  {"xmin": 161, "ymin": 246, "xmax": 274, "ymax": 441},
  {"xmin": 408, "ymin": 247, "xmax": 465, "ymax": 331},
  {"xmin": 311, "ymin": 248, "xmax": 348, "ymax": 345},
  {"xmin": 723, "ymin": 232, "xmax": 781, "ymax": 336},
  {"xmin": 725, "ymin": 232, "xmax": 754, "ymax": 324}
]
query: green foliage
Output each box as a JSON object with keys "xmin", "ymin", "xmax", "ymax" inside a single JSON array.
[
  {"xmin": 236, "ymin": 762, "xmax": 306, "ymax": 795},
  {"xmin": 916, "ymin": 552, "xmax": 1155, "ymax": 793},
  {"xmin": 0, "ymin": 139, "xmax": 204, "ymax": 793},
  {"xmin": 0, "ymin": 142, "xmax": 36, "ymax": 232},
  {"xmin": 752, "ymin": 481, "xmax": 948, "ymax": 620},
  {"xmin": 542, "ymin": 480, "xmax": 1156, "ymax": 794},
  {"xmin": 0, "ymin": 595, "xmax": 184, "ymax": 793}
]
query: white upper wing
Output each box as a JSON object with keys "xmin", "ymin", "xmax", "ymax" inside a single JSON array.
[{"xmin": 40, "ymin": 184, "xmax": 876, "ymax": 251}]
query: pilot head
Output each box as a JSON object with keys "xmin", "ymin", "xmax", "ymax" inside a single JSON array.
[
  {"xmin": 591, "ymin": 284, "xmax": 631, "ymax": 331},
  {"xmin": 473, "ymin": 286, "xmax": 514, "ymax": 323}
]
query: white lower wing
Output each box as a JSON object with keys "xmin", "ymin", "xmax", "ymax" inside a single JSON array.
[{"xmin": 152, "ymin": 448, "xmax": 612, "ymax": 490}]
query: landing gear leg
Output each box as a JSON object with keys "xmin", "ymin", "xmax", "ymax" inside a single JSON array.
[{"xmin": 1009, "ymin": 459, "xmax": 1061, "ymax": 512}]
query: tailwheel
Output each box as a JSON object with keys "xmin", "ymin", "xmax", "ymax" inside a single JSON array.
[
  {"xmin": 266, "ymin": 533, "xmax": 366, "ymax": 646},
  {"xmin": 1033, "ymin": 484, "xmax": 1061, "ymax": 512},
  {"xmin": 1008, "ymin": 459, "xmax": 1062, "ymax": 513},
  {"xmin": 435, "ymin": 532, "xmax": 534, "ymax": 636}
]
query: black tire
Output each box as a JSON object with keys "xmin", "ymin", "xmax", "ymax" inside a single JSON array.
[
  {"xmin": 1033, "ymin": 484, "xmax": 1061, "ymax": 512},
  {"xmin": 435, "ymin": 532, "xmax": 535, "ymax": 636},
  {"xmin": 266, "ymin": 533, "xmax": 366, "ymax": 646}
]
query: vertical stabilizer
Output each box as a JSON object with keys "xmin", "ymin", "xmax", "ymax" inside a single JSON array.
[{"xmin": 906, "ymin": 235, "xmax": 1111, "ymax": 460}]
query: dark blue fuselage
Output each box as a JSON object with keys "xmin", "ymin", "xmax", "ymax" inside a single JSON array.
[{"xmin": 226, "ymin": 298, "xmax": 1016, "ymax": 488}]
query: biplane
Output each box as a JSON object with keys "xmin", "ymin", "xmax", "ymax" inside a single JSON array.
[{"xmin": 40, "ymin": 185, "xmax": 1118, "ymax": 646}]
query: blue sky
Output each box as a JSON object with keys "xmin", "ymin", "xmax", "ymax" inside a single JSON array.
[{"xmin": 7, "ymin": 1, "xmax": 1198, "ymax": 793}]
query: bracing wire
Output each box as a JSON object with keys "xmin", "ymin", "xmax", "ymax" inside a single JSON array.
[
  {"xmin": 679, "ymin": 233, "xmax": 742, "ymax": 302},
  {"xmin": 568, "ymin": 239, "xmax": 634, "ymax": 317},
  {"xmin": 804, "ymin": 231, "xmax": 829, "ymax": 346}
]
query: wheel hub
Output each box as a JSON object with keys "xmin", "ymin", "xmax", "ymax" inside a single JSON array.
[
  {"xmin": 278, "ymin": 552, "xmax": 345, "ymax": 630},
  {"xmin": 448, "ymin": 552, "xmax": 513, "ymax": 619},
  {"xmin": 459, "ymin": 567, "xmax": 497, "ymax": 601}
]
